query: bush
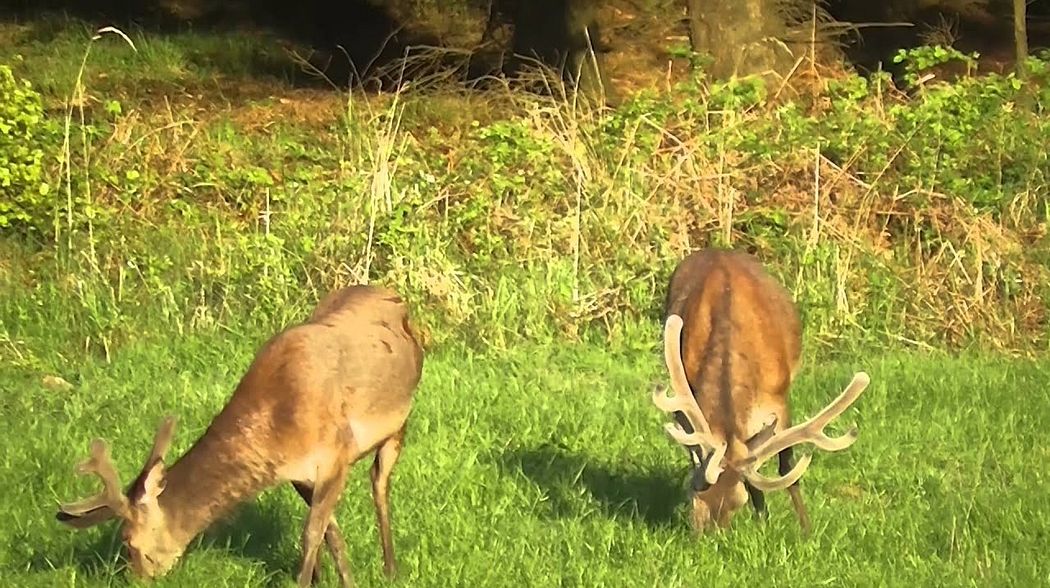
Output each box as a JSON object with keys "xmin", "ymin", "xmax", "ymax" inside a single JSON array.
[
  {"xmin": 0, "ymin": 63, "xmax": 54, "ymax": 234},
  {"xmin": 1, "ymin": 44, "xmax": 1048, "ymax": 356}
]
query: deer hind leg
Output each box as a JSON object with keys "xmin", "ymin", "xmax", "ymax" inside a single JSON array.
[
  {"xmin": 371, "ymin": 425, "xmax": 407, "ymax": 579},
  {"xmin": 296, "ymin": 462, "xmax": 352, "ymax": 588},
  {"xmin": 292, "ymin": 482, "xmax": 353, "ymax": 587},
  {"xmin": 780, "ymin": 445, "xmax": 812, "ymax": 534}
]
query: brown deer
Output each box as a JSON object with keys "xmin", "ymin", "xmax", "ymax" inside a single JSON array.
[
  {"xmin": 55, "ymin": 285, "xmax": 425, "ymax": 587},
  {"xmin": 652, "ymin": 249, "xmax": 869, "ymax": 533}
]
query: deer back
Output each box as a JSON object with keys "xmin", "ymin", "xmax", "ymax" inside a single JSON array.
[
  {"xmin": 664, "ymin": 249, "xmax": 801, "ymax": 450},
  {"xmin": 209, "ymin": 285, "xmax": 424, "ymax": 458}
]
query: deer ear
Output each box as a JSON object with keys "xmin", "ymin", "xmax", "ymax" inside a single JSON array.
[
  {"xmin": 130, "ymin": 459, "xmax": 167, "ymax": 506},
  {"xmin": 744, "ymin": 413, "xmax": 778, "ymax": 453}
]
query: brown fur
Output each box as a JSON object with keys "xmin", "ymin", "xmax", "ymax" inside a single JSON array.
[
  {"xmin": 656, "ymin": 248, "xmax": 870, "ymax": 534},
  {"xmin": 56, "ymin": 285, "xmax": 424, "ymax": 587},
  {"xmin": 663, "ymin": 249, "xmax": 807, "ymax": 531}
]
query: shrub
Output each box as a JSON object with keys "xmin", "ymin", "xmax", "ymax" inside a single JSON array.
[
  {"xmin": 0, "ymin": 64, "xmax": 54, "ymax": 234},
  {"xmin": 2, "ymin": 45, "xmax": 1048, "ymax": 355}
]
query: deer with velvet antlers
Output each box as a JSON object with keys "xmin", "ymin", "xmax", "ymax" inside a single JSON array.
[
  {"xmin": 55, "ymin": 285, "xmax": 424, "ymax": 587},
  {"xmin": 652, "ymin": 249, "xmax": 870, "ymax": 532}
]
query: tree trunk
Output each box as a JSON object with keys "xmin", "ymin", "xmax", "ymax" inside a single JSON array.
[
  {"xmin": 1014, "ymin": 0, "xmax": 1029, "ymax": 78},
  {"xmin": 685, "ymin": 0, "xmax": 793, "ymax": 79}
]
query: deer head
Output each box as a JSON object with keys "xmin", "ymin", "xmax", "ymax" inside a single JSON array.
[
  {"xmin": 56, "ymin": 416, "xmax": 184, "ymax": 578},
  {"xmin": 653, "ymin": 313, "xmax": 870, "ymax": 531}
]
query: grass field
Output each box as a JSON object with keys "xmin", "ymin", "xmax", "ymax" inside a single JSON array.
[
  {"xmin": 2, "ymin": 9, "xmax": 1050, "ymax": 588},
  {"xmin": 1, "ymin": 328, "xmax": 1048, "ymax": 587}
]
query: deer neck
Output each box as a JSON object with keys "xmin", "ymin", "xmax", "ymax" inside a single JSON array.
[{"xmin": 158, "ymin": 423, "xmax": 275, "ymax": 548}]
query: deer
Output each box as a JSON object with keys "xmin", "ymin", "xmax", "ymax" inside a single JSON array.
[
  {"xmin": 55, "ymin": 285, "xmax": 425, "ymax": 587},
  {"xmin": 651, "ymin": 248, "xmax": 870, "ymax": 533}
]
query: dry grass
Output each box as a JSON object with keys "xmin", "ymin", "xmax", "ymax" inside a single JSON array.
[{"xmin": 1, "ymin": 16, "xmax": 1047, "ymax": 356}]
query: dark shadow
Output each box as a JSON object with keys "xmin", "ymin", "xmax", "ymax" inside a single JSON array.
[
  {"xmin": 24, "ymin": 522, "xmax": 127, "ymax": 578},
  {"xmin": 502, "ymin": 0, "xmax": 606, "ymax": 70},
  {"xmin": 244, "ymin": 0, "xmax": 445, "ymax": 90},
  {"xmin": 0, "ymin": 0, "xmax": 610, "ymax": 95},
  {"xmin": 34, "ymin": 492, "xmax": 306, "ymax": 582},
  {"xmin": 502, "ymin": 0, "xmax": 616, "ymax": 103},
  {"xmin": 0, "ymin": 0, "xmax": 446, "ymax": 90},
  {"xmin": 498, "ymin": 442, "xmax": 684, "ymax": 527},
  {"xmin": 199, "ymin": 497, "xmax": 301, "ymax": 580},
  {"xmin": 826, "ymin": 0, "xmax": 1050, "ymax": 81}
]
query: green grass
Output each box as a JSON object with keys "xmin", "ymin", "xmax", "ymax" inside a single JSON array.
[
  {"xmin": 1, "ymin": 12, "xmax": 1049, "ymax": 588},
  {"xmin": 1, "ymin": 329, "xmax": 1047, "ymax": 586}
]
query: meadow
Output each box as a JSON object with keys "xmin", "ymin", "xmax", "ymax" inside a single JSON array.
[
  {"xmin": 1, "ymin": 12, "xmax": 1049, "ymax": 588},
  {"xmin": 3, "ymin": 334, "xmax": 1049, "ymax": 587}
]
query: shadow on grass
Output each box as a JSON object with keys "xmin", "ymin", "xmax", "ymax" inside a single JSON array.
[
  {"xmin": 0, "ymin": 0, "xmax": 592, "ymax": 93},
  {"xmin": 499, "ymin": 442, "xmax": 684, "ymax": 528},
  {"xmin": 21, "ymin": 518, "xmax": 125, "ymax": 578},
  {"xmin": 200, "ymin": 497, "xmax": 300, "ymax": 580},
  {"xmin": 63, "ymin": 525, "xmax": 126, "ymax": 577},
  {"xmin": 200, "ymin": 491, "xmax": 371, "ymax": 586}
]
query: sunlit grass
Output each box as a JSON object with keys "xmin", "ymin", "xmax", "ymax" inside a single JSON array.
[
  {"xmin": 1, "ymin": 12, "xmax": 1049, "ymax": 587},
  {"xmin": 1, "ymin": 330, "xmax": 1047, "ymax": 586}
]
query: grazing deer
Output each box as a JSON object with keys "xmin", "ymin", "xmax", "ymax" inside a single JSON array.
[
  {"xmin": 55, "ymin": 285, "xmax": 425, "ymax": 587},
  {"xmin": 652, "ymin": 249, "xmax": 869, "ymax": 532}
]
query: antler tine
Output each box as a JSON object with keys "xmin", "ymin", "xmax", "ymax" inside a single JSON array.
[
  {"xmin": 652, "ymin": 314, "xmax": 727, "ymax": 486},
  {"xmin": 742, "ymin": 371, "xmax": 871, "ymax": 472},
  {"xmin": 661, "ymin": 315, "xmax": 714, "ymax": 435},
  {"xmin": 146, "ymin": 415, "xmax": 177, "ymax": 465},
  {"xmin": 60, "ymin": 438, "xmax": 131, "ymax": 518},
  {"xmin": 741, "ymin": 452, "xmax": 813, "ymax": 492}
]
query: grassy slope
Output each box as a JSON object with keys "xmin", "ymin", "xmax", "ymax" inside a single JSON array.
[
  {"xmin": 3, "ymin": 17, "xmax": 1050, "ymax": 353},
  {"xmin": 1, "ymin": 331, "xmax": 1048, "ymax": 586}
]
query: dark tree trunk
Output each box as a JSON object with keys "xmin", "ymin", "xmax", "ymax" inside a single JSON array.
[
  {"xmin": 1014, "ymin": 0, "xmax": 1029, "ymax": 77},
  {"xmin": 685, "ymin": 0, "xmax": 793, "ymax": 79},
  {"xmin": 564, "ymin": 0, "xmax": 614, "ymax": 103}
]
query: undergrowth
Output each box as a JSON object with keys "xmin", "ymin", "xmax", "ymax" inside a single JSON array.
[{"xmin": 0, "ymin": 22, "xmax": 1048, "ymax": 370}]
